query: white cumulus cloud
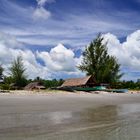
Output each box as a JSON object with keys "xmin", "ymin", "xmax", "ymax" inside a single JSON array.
[
  {"xmin": 103, "ymin": 30, "xmax": 140, "ymax": 80},
  {"xmin": 1, "ymin": 29, "xmax": 140, "ymax": 81},
  {"xmin": 0, "ymin": 32, "xmax": 51, "ymax": 79},
  {"xmin": 0, "ymin": 32, "xmax": 82, "ymax": 79},
  {"xmin": 37, "ymin": 43, "xmax": 80, "ymax": 72},
  {"xmin": 103, "ymin": 31, "xmax": 140, "ymax": 69}
]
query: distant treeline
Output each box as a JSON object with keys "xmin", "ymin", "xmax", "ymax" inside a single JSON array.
[
  {"xmin": 111, "ymin": 80, "xmax": 140, "ymax": 90},
  {"xmin": 2, "ymin": 77, "xmax": 140, "ymax": 90},
  {"xmin": 0, "ymin": 77, "xmax": 64, "ymax": 90},
  {"xmin": 29, "ymin": 77, "xmax": 64, "ymax": 89},
  {"xmin": 0, "ymin": 56, "xmax": 64, "ymax": 90}
]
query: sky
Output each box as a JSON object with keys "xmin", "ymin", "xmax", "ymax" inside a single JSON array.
[{"xmin": 0, "ymin": 0, "xmax": 140, "ymax": 80}]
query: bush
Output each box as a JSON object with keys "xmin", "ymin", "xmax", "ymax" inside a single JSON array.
[{"xmin": 0, "ymin": 84, "xmax": 10, "ymax": 90}]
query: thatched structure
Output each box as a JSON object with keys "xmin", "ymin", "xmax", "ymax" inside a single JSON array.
[
  {"xmin": 24, "ymin": 82, "xmax": 45, "ymax": 90},
  {"xmin": 61, "ymin": 75, "xmax": 96, "ymax": 87}
]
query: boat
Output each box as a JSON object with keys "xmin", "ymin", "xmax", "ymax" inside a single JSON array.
[
  {"xmin": 55, "ymin": 86, "xmax": 128, "ymax": 93},
  {"xmin": 73, "ymin": 87, "xmax": 128, "ymax": 93},
  {"xmin": 105, "ymin": 89, "xmax": 128, "ymax": 93},
  {"xmin": 73, "ymin": 86, "xmax": 106, "ymax": 92}
]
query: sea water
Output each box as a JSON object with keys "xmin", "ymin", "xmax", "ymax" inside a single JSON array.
[{"xmin": 0, "ymin": 103, "xmax": 140, "ymax": 140}]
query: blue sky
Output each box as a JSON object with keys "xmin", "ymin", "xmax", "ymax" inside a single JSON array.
[{"xmin": 0, "ymin": 0, "xmax": 140, "ymax": 80}]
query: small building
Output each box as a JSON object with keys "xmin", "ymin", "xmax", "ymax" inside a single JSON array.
[
  {"xmin": 61, "ymin": 75, "xmax": 96, "ymax": 88},
  {"xmin": 24, "ymin": 82, "xmax": 45, "ymax": 90}
]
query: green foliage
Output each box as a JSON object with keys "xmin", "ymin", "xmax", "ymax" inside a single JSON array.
[
  {"xmin": 78, "ymin": 34, "xmax": 123, "ymax": 83},
  {"xmin": 111, "ymin": 80, "xmax": 140, "ymax": 90},
  {"xmin": 9, "ymin": 56, "xmax": 27, "ymax": 89},
  {"xmin": 3, "ymin": 76, "xmax": 13, "ymax": 85},
  {"xmin": 42, "ymin": 79, "xmax": 64, "ymax": 88},
  {"xmin": 0, "ymin": 84, "xmax": 10, "ymax": 90},
  {"xmin": 28, "ymin": 77, "xmax": 64, "ymax": 89},
  {"xmin": 2, "ymin": 76, "xmax": 13, "ymax": 90}
]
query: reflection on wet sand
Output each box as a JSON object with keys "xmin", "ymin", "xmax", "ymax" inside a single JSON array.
[{"xmin": 0, "ymin": 104, "xmax": 140, "ymax": 140}]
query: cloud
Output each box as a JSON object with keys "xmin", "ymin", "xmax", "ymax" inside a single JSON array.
[
  {"xmin": 0, "ymin": 32, "xmax": 22, "ymax": 49},
  {"xmin": 0, "ymin": 32, "xmax": 51, "ymax": 79},
  {"xmin": 0, "ymin": 0, "xmax": 137, "ymax": 48},
  {"xmin": 103, "ymin": 30, "xmax": 140, "ymax": 80},
  {"xmin": 2, "ymin": 28, "xmax": 140, "ymax": 81},
  {"xmin": 0, "ymin": 32, "xmax": 83, "ymax": 79},
  {"xmin": 33, "ymin": 0, "xmax": 54, "ymax": 20},
  {"xmin": 37, "ymin": 0, "xmax": 55, "ymax": 7},
  {"xmin": 37, "ymin": 43, "xmax": 81, "ymax": 72},
  {"xmin": 33, "ymin": 7, "xmax": 51, "ymax": 20}
]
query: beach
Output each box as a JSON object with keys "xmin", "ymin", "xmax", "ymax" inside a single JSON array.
[
  {"xmin": 0, "ymin": 90, "xmax": 140, "ymax": 116},
  {"xmin": 0, "ymin": 91, "xmax": 140, "ymax": 140}
]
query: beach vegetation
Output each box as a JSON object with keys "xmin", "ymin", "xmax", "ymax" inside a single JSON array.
[
  {"xmin": 78, "ymin": 34, "xmax": 123, "ymax": 84},
  {"xmin": 9, "ymin": 56, "xmax": 27, "ymax": 89},
  {"xmin": 32, "ymin": 77, "xmax": 64, "ymax": 88}
]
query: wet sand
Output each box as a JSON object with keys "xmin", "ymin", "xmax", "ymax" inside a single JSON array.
[
  {"xmin": 0, "ymin": 91, "xmax": 140, "ymax": 114},
  {"xmin": 0, "ymin": 91, "xmax": 140, "ymax": 140}
]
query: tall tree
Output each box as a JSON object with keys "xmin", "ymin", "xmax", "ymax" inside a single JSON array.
[
  {"xmin": 9, "ymin": 56, "xmax": 27, "ymax": 88},
  {"xmin": 78, "ymin": 34, "xmax": 123, "ymax": 83}
]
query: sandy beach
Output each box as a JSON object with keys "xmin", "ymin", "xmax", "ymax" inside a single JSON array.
[
  {"xmin": 0, "ymin": 90, "xmax": 140, "ymax": 140},
  {"xmin": 0, "ymin": 90, "xmax": 140, "ymax": 112}
]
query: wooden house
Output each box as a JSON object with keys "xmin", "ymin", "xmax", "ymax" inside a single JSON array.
[
  {"xmin": 61, "ymin": 75, "xmax": 96, "ymax": 88},
  {"xmin": 24, "ymin": 82, "xmax": 45, "ymax": 90}
]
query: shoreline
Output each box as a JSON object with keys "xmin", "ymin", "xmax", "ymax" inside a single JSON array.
[
  {"xmin": 0, "ymin": 89, "xmax": 140, "ymax": 95},
  {"xmin": 0, "ymin": 90, "xmax": 140, "ymax": 106}
]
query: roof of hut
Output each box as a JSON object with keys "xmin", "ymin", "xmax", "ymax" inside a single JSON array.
[
  {"xmin": 61, "ymin": 75, "xmax": 95, "ymax": 87},
  {"xmin": 24, "ymin": 82, "xmax": 45, "ymax": 90}
]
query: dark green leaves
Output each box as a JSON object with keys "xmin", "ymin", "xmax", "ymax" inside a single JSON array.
[
  {"xmin": 78, "ymin": 34, "xmax": 123, "ymax": 83},
  {"xmin": 9, "ymin": 56, "xmax": 27, "ymax": 89}
]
